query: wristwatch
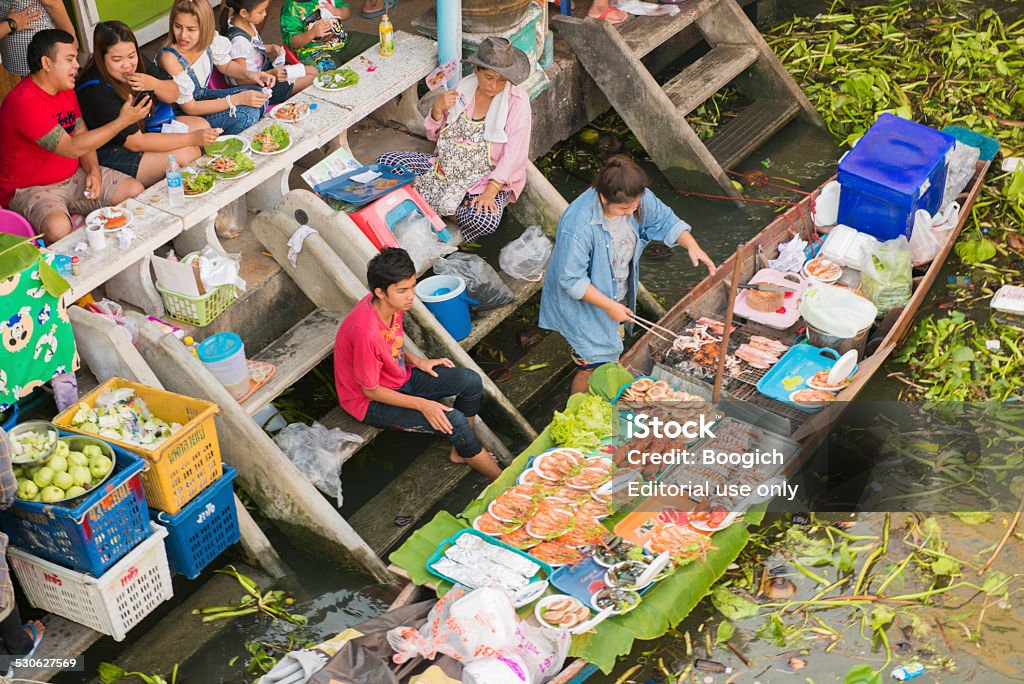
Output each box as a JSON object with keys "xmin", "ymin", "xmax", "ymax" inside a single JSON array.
[{"xmin": 6, "ymin": 17, "xmax": 18, "ymax": 32}]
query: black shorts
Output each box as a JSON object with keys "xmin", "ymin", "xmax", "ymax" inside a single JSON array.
[{"xmin": 97, "ymin": 145, "xmax": 143, "ymax": 179}]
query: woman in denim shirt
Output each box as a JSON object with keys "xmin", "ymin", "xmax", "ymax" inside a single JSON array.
[{"xmin": 539, "ymin": 156, "xmax": 716, "ymax": 394}]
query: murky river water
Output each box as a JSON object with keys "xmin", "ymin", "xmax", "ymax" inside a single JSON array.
[{"xmin": 60, "ymin": 2, "xmax": 1024, "ymax": 682}]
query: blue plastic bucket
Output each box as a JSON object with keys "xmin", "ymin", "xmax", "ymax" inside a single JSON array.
[{"xmin": 416, "ymin": 275, "xmax": 478, "ymax": 341}]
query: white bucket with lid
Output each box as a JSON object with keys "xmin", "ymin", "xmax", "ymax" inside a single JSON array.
[{"xmin": 197, "ymin": 332, "xmax": 249, "ymax": 399}]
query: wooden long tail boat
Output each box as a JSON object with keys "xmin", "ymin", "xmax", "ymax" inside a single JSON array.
[{"xmin": 381, "ymin": 160, "xmax": 991, "ymax": 684}]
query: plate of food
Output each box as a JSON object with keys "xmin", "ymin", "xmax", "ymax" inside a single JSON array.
[
  {"xmin": 182, "ymin": 171, "xmax": 215, "ymax": 197},
  {"xmin": 85, "ymin": 206, "xmax": 132, "ymax": 232},
  {"xmin": 807, "ymin": 369, "xmax": 851, "ymax": 392},
  {"xmin": 801, "ymin": 257, "xmax": 843, "ymax": 283},
  {"xmin": 207, "ymin": 153, "xmax": 255, "ymax": 179},
  {"xmin": 688, "ymin": 510, "xmax": 742, "ymax": 533},
  {"xmin": 535, "ymin": 594, "xmax": 591, "ymax": 630},
  {"xmin": 271, "ymin": 101, "xmax": 310, "ymax": 123},
  {"xmin": 251, "ymin": 124, "xmax": 291, "ymax": 155},
  {"xmin": 204, "ymin": 134, "xmax": 249, "ymax": 157},
  {"xmin": 590, "ymin": 587, "xmax": 642, "ymax": 615},
  {"xmin": 789, "ymin": 388, "xmax": 835, "ymax": 408},
  {"xmin": 314, "ymin": 66, "xmax": 360, "ymax": 91}
]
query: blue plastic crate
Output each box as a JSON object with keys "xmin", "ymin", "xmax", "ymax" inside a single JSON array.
[
  {"xmin": 0, "ymin": 436, "xmax": 149, "ymax": 577},
  {"xmin": 838, "ymin": 114, "xmax": 955, "ymax": 241},
  {"xmin": 149, "ymin": 465, "xmax": 239, "ymax": 579}
]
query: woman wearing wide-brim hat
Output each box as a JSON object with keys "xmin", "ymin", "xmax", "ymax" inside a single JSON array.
[{"xmin": 377, "ymin": 37, "xmax": 532, "ymax": 242}]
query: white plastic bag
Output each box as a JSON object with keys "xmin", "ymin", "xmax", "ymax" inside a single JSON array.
[
  {"xmin": 799, "ymin": 284, "xmax": 878, "ymax": 338},
  {"xmin": 768, "ymin": 235, "xmax": 809, "ymax": 273},
  {"xmin": 509, "ymin": 621, "xmax": 570, "ymax": 683},
  {"xmin": 434, "ymin": 253, "xmax": 515, "ymax": 310},
  {"xmin": 388, "ymin": 586, "xmax": 518, "ymax": 665},
  {"xmin": 814, "ymin": 180, "xmax": 841, "ymax": 227},
  {"xmin": 909, "ymin": 209, "xmax": 942, "ymax": 265},
  {"xmin": 499, "ymin": 226, "xmax": 552, "ymax": 282},
  {"xmin": 273, "ymin": 422, "xmax": 364, "ymax": 506},
  {"xmin": 394, "ymin": 211, "xmax": 456, "ymax": 273},
  {"xmin": 187, "ymin": 246, "xmax": 246, "ymax": 292},
  {"xmin": 942, "ymin": 141, "xmax": 981, "ymax": 210}
]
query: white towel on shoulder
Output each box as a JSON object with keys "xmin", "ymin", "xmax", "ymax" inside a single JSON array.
[{"xmin": 446, "ymin": 73, "xmax": 511, "ymax": 144}]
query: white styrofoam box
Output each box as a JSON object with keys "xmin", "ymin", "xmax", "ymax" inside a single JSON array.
[
  {"xmin": 8, "ymin": 524, "xmax": 172, "ymax": 641},
  {"xmin": 820, "ymin": 224, "xmax": 878, "ymax": 271},
  {"xmin": 991, "ymin": 285, "xmax": 1024, "ymax": 316}
]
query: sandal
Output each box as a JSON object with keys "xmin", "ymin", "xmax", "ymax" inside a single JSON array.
[
  {"xmin": 589, "ymin": 7, "xmax": 629, "ymax": 25},
  {"xmin": 361, "ymin": 0, "xmax": 395, "ymax": 19},
  {"xmin": 9, "ymin": 621, "xmax": 45, "ymax": 674}
]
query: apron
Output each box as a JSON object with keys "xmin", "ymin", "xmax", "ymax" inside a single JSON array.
[{"xmin": 414, "ymin": 112, "xmax": 494, "ymax": 216}]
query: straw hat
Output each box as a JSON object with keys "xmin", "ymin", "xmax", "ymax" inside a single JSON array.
[{"xmin": 464, "ymin": 37, "xmax": 531, "ymax": 85}]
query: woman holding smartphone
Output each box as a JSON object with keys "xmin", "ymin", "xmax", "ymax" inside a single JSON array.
[{"xmin": 77, "ymin": 21, "xmax": 220, "ymax": 186}]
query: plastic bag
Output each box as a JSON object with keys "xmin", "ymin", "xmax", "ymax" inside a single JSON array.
[
  {"xmin": 861, "ymin": 237, "xmax": 912, "ymax": 313},
  {"xmin": 499, "ymin": 226, "xmax": 552, "ymax": 282},
  {"xmin": 799, "ymin": 284, "xmax": 878, "ymax": 339},
  {"xmin": 942, "ymin": 141, "xmax": 981, "ymax": 210},
  {"xmin": 909, "ymin": 209, "xmax": 942, "ymax": 265},
  {"xmin": 394, "ymin": 211, "xmax": 456, "ymax": 273},
  {"xmin": 215, "ymin": 196, "xmax": 248, "ymax": 240},
  {"xmin": 814, "ymin": 180, "xmax": 841, "ymax": 227},
  {"xmin": 434, "ymin": 253, "xmax": 515, "ymax": 310},
  {"xmin": 87, "ymin": 299, "xmax": 139, "ymax": 343},
  {"xmin": 186, "ymin": 246, "xmax": 247, "ymax": 292},
  {"xmin": 508, "ymin": 621, "xmax": 570, "ymax": 683},
  {"xmin": 768, "ymin": 235, "xmax": 809, "ymax": 273},
  {"xmin": 388, "ymin": 586, "xmax": 518, "ymax": 665},
  {"xmin": 273, "ymin": 422, "xmax": 364, "ymax": 506}
]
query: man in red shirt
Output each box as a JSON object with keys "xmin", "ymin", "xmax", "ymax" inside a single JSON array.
[
  {"xmin": 334, "ymin": 248, "xmax": 502, "ymax": 481},
  {"xmin": 0, "ymin": 30, "xmax": 149, "ymax": 243}
]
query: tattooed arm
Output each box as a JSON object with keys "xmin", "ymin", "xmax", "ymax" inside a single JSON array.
[{"xmin": 42, "ymin": 98, "xmax": 151, "ymax": 159}]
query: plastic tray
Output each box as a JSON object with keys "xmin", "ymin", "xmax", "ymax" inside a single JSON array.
[
  {"xmin": 54, "ymin": 377, "xmax": 222, "ymax": 515},
  {"xmin": 9, "ymin": 523, "xmax": 172, "ymax": 641},
  {"xmin": 426, "ymin": 527, "xmax": 553, "ymax": 588},
  {"xmin": 755, "ymin": 344, "xmax": 858, "ymax": 412},
  {"xmin": 313, "ymin": 163, "xmax": 416, "ymax": 207},
  {"xmin": 0, "ymin": 435, "xmax": 150, "ymax": 577},
  {"xmin": 733, "ymin": 268, "xmax": 807, "ymax": 329},
  {"xmin": 150, "ymin": 465, "xmax": 239, "ymax": 579}
]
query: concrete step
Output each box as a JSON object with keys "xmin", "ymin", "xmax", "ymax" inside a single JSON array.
[
  {"xmin": 617, "ymin": 0, "xmax": 719, "ymax": 59},
  {"xmin": 461, "ymin": 277, "xmax": 542, "ymax": 351},
  {"xmin": 16, "ymin": 616, "xmax": 100, "ymax": 682},
  {"xmin": 501, "ymin": 332, "xmax": 575, "ymax": 412},
  {"xmin": 663, "ymin": 45, "xmax": 759, "ymax": 116},
  {"xmin": 706, "ymin": 98, "xmax": 801, "ymax": 169},
  {"xmin": 319, "ymin": 405, "xmax": 382, "ymax": 464},
  {"xmin": 348, "ymin": 439, "xmax": 470, "ymax": 555},
  {"xmin": 240, "ymin": 307, "xmax": 343, "ymax": 416},
  {"xmin": 179, "ymin": 230, "xmax": 315, "ymax": 354}
]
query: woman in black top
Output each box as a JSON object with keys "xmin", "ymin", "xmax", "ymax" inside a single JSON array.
[{"xmin": 77, "ymin": 21, "xmax": 220, "ymax": 186}]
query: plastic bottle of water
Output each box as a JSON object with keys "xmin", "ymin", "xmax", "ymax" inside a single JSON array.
[{"xmin": 166, "ymin": 154, "xmax": 184, "ymax": 208}]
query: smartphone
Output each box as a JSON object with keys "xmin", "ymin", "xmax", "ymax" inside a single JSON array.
[{"xmin": 132, "ymin": 90, "xmax": 154, "ymax": 106}]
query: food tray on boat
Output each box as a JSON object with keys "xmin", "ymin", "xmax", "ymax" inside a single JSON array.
[
  {"xmin": 426, "ymin": 528, "xmax": 552, "ymax": 591},
  {"xmin": 755, "ymin": 345, "xmax": 858, "ymax": 412},
  {"xmin": 550, "ymin": 555, "xmax": 656, "ymax": 607}
]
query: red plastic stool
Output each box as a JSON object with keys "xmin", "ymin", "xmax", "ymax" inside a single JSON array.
[{"xmin": 349, "ymin": 186, "xmax": 450, "ymax": 251}]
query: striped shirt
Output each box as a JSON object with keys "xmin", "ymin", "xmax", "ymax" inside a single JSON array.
[{"xmin": 0, "ymin": 0, "xmax": 56, "ymax": 77}]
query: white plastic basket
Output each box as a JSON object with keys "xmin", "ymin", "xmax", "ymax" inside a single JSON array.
[{"xmin": 8, "ymin": 524, "xmax": 172, "ymax": 641}]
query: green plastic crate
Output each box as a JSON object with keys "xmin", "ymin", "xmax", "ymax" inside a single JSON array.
[{"xmin": 155, "ymin": 282, "xmax": 236, "ymax": 327}]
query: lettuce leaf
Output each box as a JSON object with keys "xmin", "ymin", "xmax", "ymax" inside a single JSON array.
[{"xmin": 550, "ymin": 394, "xmax": 614, "ymax": 448}]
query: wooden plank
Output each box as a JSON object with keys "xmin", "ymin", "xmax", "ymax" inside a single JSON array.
[
  {"xmin": 241, "ymin": 308, "xmax": 343, "ymax": 416},
  {"xmin": 663, "ymin": 45, "xmax": 759, "ymax": 116},
  {"xmin": 319, "ymin": 405, "xmax": 381, "ymax": 464},
  {"xmin": 349, "ymin": 439, "xmax": 469, "ymax": 555},
  {"xmin": 461, "ymin": 277, "xmax": 541, "ymax": 350},
  {"xmin": 706, "ymin": 99, "xmax": 800, "ymax": 169},
  {"xmin": 617, "ymin": 0, "xmax": 720, "ymax": 59}
]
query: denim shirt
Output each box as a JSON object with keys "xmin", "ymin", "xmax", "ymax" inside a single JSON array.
[{"xmin": 539, "ymin": 187, "xmax": 691, "ymax": 363}]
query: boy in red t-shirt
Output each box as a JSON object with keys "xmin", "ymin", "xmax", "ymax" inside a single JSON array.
[
  {"xmin": 334, "ymin": 248, "xmax": 501, "ymax": 481},
  {"xmin": 0, "ymin": 30, "xmax": 148, "ymax": 243}
]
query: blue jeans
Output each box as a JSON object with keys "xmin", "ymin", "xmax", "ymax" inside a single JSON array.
[
  {"xmin": 196, "ymin": 86, "xmax": 264, "ymax": 135},
  {"xmin": 362, "ymin": 367, "xmax": 484, "ymax": 459}
]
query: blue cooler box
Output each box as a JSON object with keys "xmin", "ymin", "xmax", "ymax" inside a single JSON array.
[{"xmin": 837, "ymin": 114, "xmax": 955, "ymax": 241}]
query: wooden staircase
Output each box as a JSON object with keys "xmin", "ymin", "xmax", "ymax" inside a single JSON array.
[{"xmin": 552, "ymin": 0, "xmax": 823, "ymax": 198}]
